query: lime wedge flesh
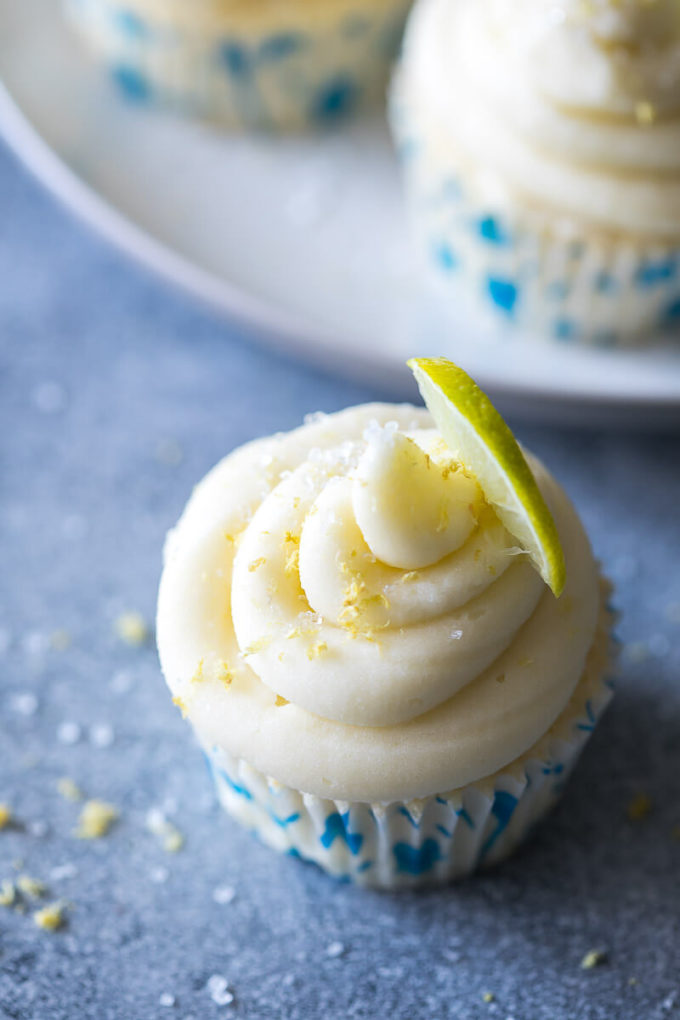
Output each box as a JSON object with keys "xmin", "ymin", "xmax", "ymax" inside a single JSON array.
[{"xmin": 408, "ymin": 357, "xmax": 566, "ymax": 597}]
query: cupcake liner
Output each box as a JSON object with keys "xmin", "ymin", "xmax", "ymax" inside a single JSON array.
[
  {"xmin": 64, "ymin": 0, "xmax": 411, "ymax": 130},
  {"xmin": 390, "ymin": 78, "xmax": 680, "ymax": 347},
  {"xmin": 201, "ymin": 597, "xmax": 616, "ymax": 889}
]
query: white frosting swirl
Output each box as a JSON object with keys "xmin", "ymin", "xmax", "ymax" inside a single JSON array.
[
  {"xmin": 157, "ymin": 404, "xmax": 600, "ymax": 803},
  {"xmin": 401, "ymin": 0, "xmax": 680, "ymax": 237}
]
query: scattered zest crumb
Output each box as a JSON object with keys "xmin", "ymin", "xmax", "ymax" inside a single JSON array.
[
  {"xmin": 0, "ymin": 804, "xmax": 12, "ymax": 830},
  {"xmin": 243, "ymin": 636, "xmax": 271, "ymax": 656},
  {"xmin": 635, "ymin": 100, "xmax": 656, "ymax": 125},
  {"xmin": 33, "ymin": 901, "xmax": 67, "ymax": 932},
  {"xmin": 57, "ymin": 777, "xmax": 84, "ymax": 802},
  {"xmin": 0, "ymin": 880, "xmax": 16, "ymax": 907},
  {"xmin": 482, "ymin": 992, "xmax": 495, "ymax": 1003},
  {"xmin": 307, "ymin": 641, "xmax": 328, "ymax": 661},
  {"xmin": 114, "ymin": 611, "xmax": 149, "ymax": 647},
  {"xmin": 629, "ymin": 977, "xmax": 638, "ymax": 986},
  {"xmin": 74, "ymin": 800, "xmax": 119, "ymax": 839},
  {"xmin": 191, "ymin": 659, "xmax": 205, "ymax": 684},
  {"xmin": 50, "ymin": 629, "xmax": 71, "ymax": 651},
  {"xmin": 274, "ymin": 695, "xmax": 288, "ymax": 707},
  {"xmin": 581, "ymin": 949, "xmax": 607, "ymax": 970},
  {"xmin": 172, "ymin": 696, "xmax": 188, "ymax": 718},
  {"xmin": 17, "ymin": 875, "xmax": 47, "ymax": 899},
  {"xmin": 627, "ymin": 793, "xmax": 652, "ymax": 823},
  {"xmin": 248, "ymin": 557, "xmax": 266, "ymax": 573}
]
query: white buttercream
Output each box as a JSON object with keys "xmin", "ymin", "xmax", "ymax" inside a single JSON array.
[
  {"xmin": 401, "ymin": 0, "xmax": 680, "ymax": 237},
  {"xmin": 157, "ymin": 404, "xmax": 600, "ymax": 803}
]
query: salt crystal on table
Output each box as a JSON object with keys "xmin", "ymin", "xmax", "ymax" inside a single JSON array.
[
  {"xmin": 49, "ymin": 863, "xmax": 78, "ymax": 882},
  {"xmin": 11, "ymin": 692, "xmax": 39, "ymax": 716},
  {"xmin": 22, "ymin": 632, "xmax": 49, "ymax": 658},
  {"xmin": 110, "ymin": 670, "xmax": 134, "ymax": 695},
  {"xmin": 212, "ymin": 884, "xmax": 236, "ymax": 905},
  {"xmin": 207, "ymin": 975, "xmax": 233, "ymax": 1006},
  {"xmin": 57, "ymin": 721, "xmax": 81, "ymax": 745},
  {"xmin": 90, "ymin": 724, "xmax": 115, "ymax": 748}
]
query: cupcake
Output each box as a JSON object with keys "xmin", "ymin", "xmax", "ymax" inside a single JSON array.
[
  {"xmin": 64, "ymin": 0, "xmax": 412, "ymax": 130},
  {"xmin": 390, "ymin": 0, "xmax": 680, "ymax": 346},
  {"xmin": 156, "ymin": 358, "xmax": 616, "ymax": 888}
]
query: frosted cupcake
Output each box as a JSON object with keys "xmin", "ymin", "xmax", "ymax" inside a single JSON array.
[
  {"xmin": 157, "ymin": 359, "xmax": 616, "ymax": 888},
  {"xmin": 391, "ymin": 0, "xmax": 680, "ymax": 346},
  {"xmin": 64, "ymin": 0, "xmax": 412, "ymax": 130}
]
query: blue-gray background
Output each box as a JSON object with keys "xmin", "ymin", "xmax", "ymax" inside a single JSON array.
[{"xmin": 1, "ymin": 138, "xmax": 679, "ymax": 1020}]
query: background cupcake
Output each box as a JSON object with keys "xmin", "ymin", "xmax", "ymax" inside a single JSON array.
[
  {"xmin": 157, "ymin": 363, "xmax": 617, "ymax": 889},
  {"xmin": 64, "ymin": 0, "xmax": 413, "ymax": 130},
  {"xmin": 391, "ymin": 0, "xmax": 680, "ymax": 346}
]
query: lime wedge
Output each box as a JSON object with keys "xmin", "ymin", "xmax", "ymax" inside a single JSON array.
[{"xmin": 408, "ymin": 357, "xmax": 566, "ymax": 597}]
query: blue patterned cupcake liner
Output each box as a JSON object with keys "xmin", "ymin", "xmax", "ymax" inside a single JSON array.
[
  {"xmin": 201, "ymin": 596, "xmax": 616, "ymax": 889},
  {"xmin": 390, "ymin": 78, "xmax": 680, "ymax": 347},
  {"xmin": 64, "ymin": 0, "xmax": 412, "ymax": 130}
]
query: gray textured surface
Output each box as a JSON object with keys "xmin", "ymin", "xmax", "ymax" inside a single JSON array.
[{"xmin": 1, "ymin": 137, "xmax": 680, "ymax": 1020}]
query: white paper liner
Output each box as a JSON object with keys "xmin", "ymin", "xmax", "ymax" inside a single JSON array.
[
  {"xmin": 390, "ymin": 74, "xmax": 680, "ymax": 347},
  {"xmin": 202, "ymin": 591, "xmax": 616, "ymax": 889},
  {"xmin": 64, "ymin": 0, "xmax": 411, "ymax": 130}
]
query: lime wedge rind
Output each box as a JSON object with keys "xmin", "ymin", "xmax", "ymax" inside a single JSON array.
[{"xmin": 408, "ymin": 357, "xmax": 566, "ymax": 597}]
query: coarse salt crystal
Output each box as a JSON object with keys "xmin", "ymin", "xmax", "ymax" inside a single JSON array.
[
  {"xmin": 22, "ymin": 632, "xmax": 50, "ymax": 658},
  {"xmin": 49, "ymin": 863, "xmax": 78, "ymax": 882},
  {"xmin": 212, "ymin": 884, "xmax": 236, "ymax": 905},
  {"xmin": 207, "ymin": 975, "xmax": 233, "ymax": 1006},
  {"xmin": 11, "ymin": 693, "xmax": 39, "ymax": 716},
  {"xmin": 304, "ymin": 411, "xmax": 327, "ymax": 426},
  {"xmin": 90, "ymin": 724, "xmax": 114, "ymax": 748},
  {"xmin": 57, "ymin": 721, "xmax": 81, "ymax": 745},
  {"xmin": 110, "ymin": 670, "xmax": 134, "ymax": 694}
]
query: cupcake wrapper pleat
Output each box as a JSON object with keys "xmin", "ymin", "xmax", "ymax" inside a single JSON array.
[
  {"xmin": 202, "ymin": 595, "xmax": 616, "ymax": 889},
  {"xmin": 64, "ymin": 0, "xmax": 411, "ymax": 129}
]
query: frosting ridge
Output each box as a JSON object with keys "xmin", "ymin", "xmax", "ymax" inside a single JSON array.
[
  {"xmin": 157, "ymin": 404, "xmax": 600, "ymax": 802},
  {"xmin": 402, "ymin": 0, "xmax": 680, "ymax": 236}
]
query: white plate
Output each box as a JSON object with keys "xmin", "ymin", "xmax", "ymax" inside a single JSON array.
[{"xmin": 2, "ymin": 0, "xmax": 680, "ymax": 426}]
